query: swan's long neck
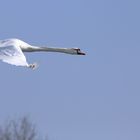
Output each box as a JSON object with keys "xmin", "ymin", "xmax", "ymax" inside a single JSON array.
[{"xmin": 22, "ymin": 46, "xmax": 73, "ymax": 54}]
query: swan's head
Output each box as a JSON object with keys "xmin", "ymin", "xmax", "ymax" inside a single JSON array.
[{"xmin": 72, "ymin": 48, "xmax": 86, "ymax": 55}]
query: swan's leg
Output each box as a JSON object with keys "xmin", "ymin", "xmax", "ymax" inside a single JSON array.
[{"xmin": 28, "ymin": 63, "xmax": 38, "ymax": 69}]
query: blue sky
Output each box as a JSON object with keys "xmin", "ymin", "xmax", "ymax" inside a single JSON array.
[{"xmin": 0, "ymin": 0, "xmax": 140, "ymax": 140}]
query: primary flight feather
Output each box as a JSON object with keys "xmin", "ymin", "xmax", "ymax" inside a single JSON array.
[{"xmin": 0, "ymin": 39, "xmax": 85, "ymax": 69}]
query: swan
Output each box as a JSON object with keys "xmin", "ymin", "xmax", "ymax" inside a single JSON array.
[{"xmin": 0, "ymin": 39, "xmax": 85, "ymax": 69}]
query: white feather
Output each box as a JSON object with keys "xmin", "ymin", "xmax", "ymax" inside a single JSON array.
[{"xmin": 0, "ymin": 39, "xmax": 29, "ymax": 67}]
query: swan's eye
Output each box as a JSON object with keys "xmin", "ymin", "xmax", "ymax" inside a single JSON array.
[
  {"xmin": 73, "ymin": 48, "xmax": 83, "ymax": 54},
  {"xmin": 77, "ymin": 48, "xmax": 81, "ymax": 54},
  {"xmin": 74, "ymin": 48, "xmax": 80, "ymax": 51}
]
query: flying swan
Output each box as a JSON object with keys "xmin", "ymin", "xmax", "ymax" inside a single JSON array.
[{"xmin": 0, "ymin": 39, "xmax": 85, "ymax": 69}]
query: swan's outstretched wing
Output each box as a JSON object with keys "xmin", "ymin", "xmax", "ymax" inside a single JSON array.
[{"xmin": 0, "ymin": 45, "xmax": 29, "ymax": 67}]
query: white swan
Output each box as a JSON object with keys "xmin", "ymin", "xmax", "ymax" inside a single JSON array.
[{"xmin": 0, "ymin": 39, "xmax": 85, "ymax": 69}]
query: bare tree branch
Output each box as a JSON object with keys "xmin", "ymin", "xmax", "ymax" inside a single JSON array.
[{"xmin": 0, "ymin": 117, "xmax": 44, "ymax": 140}]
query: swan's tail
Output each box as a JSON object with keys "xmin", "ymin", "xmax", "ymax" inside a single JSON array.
[{"xmin": 28, "ymin": 63, "xmax": 39, "ymax": 70}]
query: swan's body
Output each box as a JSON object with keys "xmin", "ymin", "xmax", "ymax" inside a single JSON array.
[{"xmin": 0, "ymin": 39, "xmax": 85, "ymax": 69}]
